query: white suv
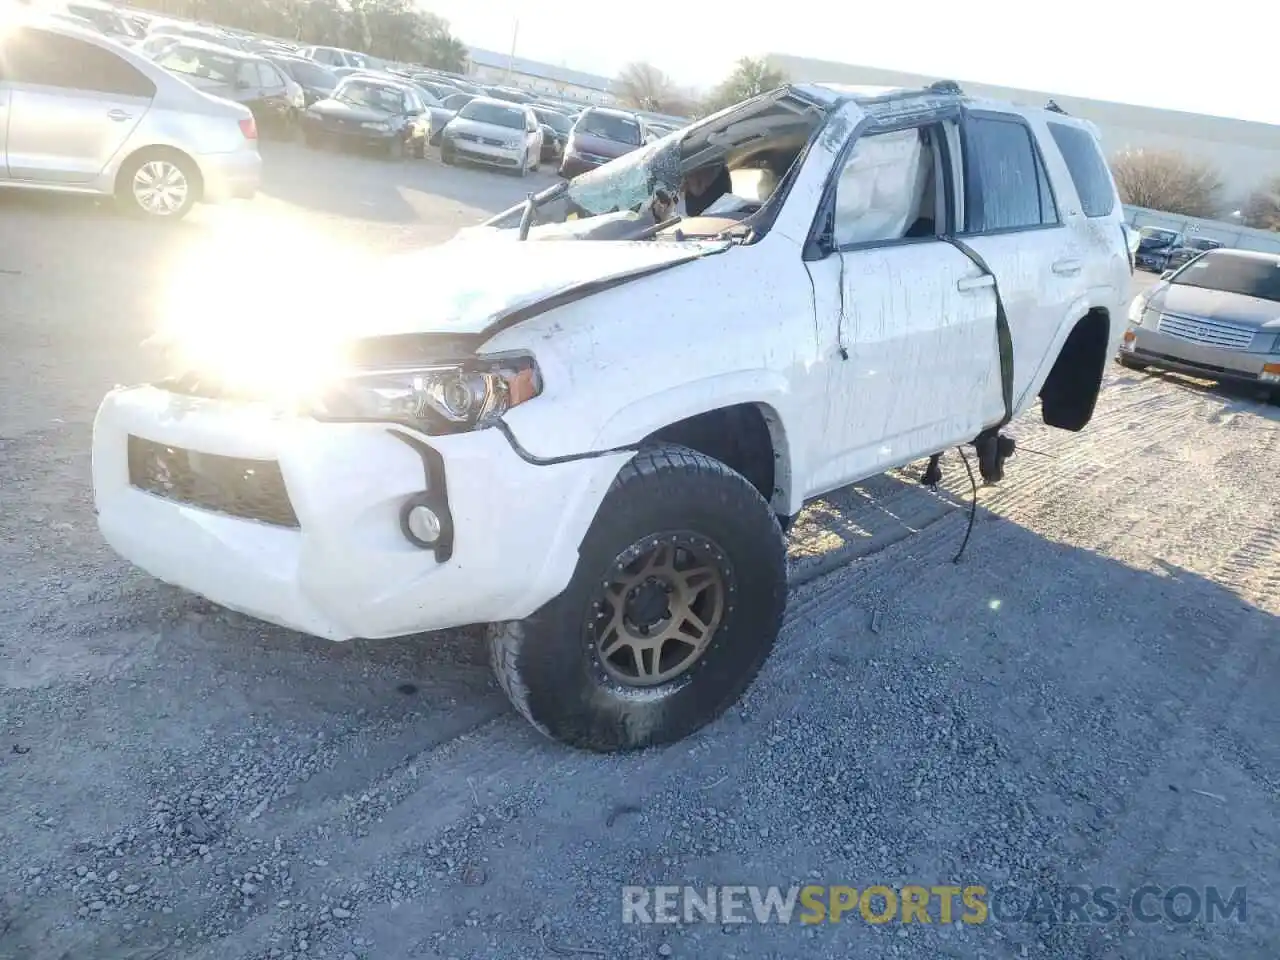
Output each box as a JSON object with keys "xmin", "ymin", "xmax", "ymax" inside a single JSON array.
[{"xmin": 92, "ymin": 82, "xmax": 1130, "ymax": 751}]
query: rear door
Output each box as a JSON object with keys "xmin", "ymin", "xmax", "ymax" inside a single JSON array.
[
  {"xmin": 1, "ymin": 26, "xmax": 154, "ymax": 184},
  {"xmin": 254, "ymin": 61, "xmax": 292, "ymax": 134},
  {"xmin": 949, "ymin": 111, "xmax": 1078, "ymax": 412}
]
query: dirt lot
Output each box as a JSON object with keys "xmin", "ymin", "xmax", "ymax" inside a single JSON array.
[{"xmin": 1, "ymin": 144, "xmax": 1278, "ymax": 960}]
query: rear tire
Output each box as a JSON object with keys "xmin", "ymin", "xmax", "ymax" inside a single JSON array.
[
  {"xmin": 116, "ymin": 150, "xmax": 198, "ymax": 221},
  {"xmin": 385, "ymin": 137, "xmax": 405, "ymax": 161},
  {"xmin": 487, "ymin": 444, "xmax": 788, "ymax": 753},
  {"xmin": 441, "ymin": 144, "xmax": 456, "ymax": 165}
]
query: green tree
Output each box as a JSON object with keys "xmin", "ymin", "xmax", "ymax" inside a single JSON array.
[{"xmin": 702, "ymin": 57, "xmax": 787, "ymax": 115}]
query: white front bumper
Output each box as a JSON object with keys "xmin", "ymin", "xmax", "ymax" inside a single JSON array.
[{"xmin": 92, "ymin": 387, "xmax": 632, "ymax": 640}]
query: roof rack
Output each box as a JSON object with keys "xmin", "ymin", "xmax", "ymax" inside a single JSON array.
[{"xmin": 927, "ymin": 80, "xmax": 963, "ymax": 96}]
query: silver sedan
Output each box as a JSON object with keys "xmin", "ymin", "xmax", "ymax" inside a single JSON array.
[
  {"xmin": 1119, "ymin": 249, "xmax": 1280, "ymax": 398},
  {"xmin": 0, "ymin": 16, "xmax": 261, "ymax": 219}
]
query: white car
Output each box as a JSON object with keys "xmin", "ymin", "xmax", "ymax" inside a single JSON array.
[
  {"xmin": 439, "ymin": 97, "xmax": 544, "ymax": 175},
  {"xmin": 296, "ymin": 44, "xmax": 370, "ymax": 69},
  {"xmin": 92, "ymin": 82, "xmax": 1130, "ymax": 750},
  {"xmin": 0, "ymin": 16, "xmax": 261, "ymax": 218}
]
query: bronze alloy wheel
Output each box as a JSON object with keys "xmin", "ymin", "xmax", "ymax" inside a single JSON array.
[{"xmin": 588, "ymin": 533, "xmax": 730, "ymax": 687}]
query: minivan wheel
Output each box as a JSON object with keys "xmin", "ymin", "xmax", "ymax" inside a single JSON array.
[
  {"xmin": 487, "ymin": 444, "xmax": 788, "ymax": 752},
  {"xmin": 117, "ymin": 151, "xmax": 198, "ymax": 220}
]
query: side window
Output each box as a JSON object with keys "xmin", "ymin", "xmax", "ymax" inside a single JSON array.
[
  {"xmin": 5, "ymin": 28, "xmax": 156, "ymax": 98},
  {"xmin": 1047, "ymin": 122, "xmax": 1116, "ymax": 218},
  {"xmin": 257, "ymin": 63, "xmax": 282, "ymax": 89},
  {"xmin": 831, "ymin": 126, "xmax": 940, "ymax": 248},
  {"xmin": 236, "ymin": 61, "xmax": 258, "ymax": 88},
  {"xmin": 961, "ymin": 115, "xmax": 1058, "ymax": 233}
]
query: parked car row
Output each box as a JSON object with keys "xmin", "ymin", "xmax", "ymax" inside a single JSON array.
[{"xmin": 1133, "ymin": 226, "xmax": 1228, "ymax": 272}]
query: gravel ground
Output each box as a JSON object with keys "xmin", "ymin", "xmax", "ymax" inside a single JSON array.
[{"xmin": 1, "ymin": 143, "xmax": 1278, "ymax": 960}]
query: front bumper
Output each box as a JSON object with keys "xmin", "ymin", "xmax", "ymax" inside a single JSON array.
[
  {"xmin": 441, "ymin": 135, "xmax": 523, "ymax": 167},
  {"xmin": 198, "ymin": 147, "xmax": 261, "ymax": 202},
  {"xmin": 558, "ymin": 153, "xmax": 606, "ymax": 179},
  {"xmin": 1120, "ymin": 326, "xmax": 1280, "ymax": 385},
  {"xmin": 306, "ymin": 117, "xmax": 397, "ymax": 149},
  {"xmin": 92, "ymin": 387, "xmax": 632, "ymax": 640}
]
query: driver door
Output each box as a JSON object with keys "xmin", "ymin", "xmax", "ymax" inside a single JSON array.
[{"xmin": 801, "ymin": 118, "xmax": 1004, "ymax": 494}]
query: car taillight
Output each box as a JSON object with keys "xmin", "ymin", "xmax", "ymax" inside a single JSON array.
[{"xmin": 239, "ymin": 117, "xmax": 258, "ymax": 140}]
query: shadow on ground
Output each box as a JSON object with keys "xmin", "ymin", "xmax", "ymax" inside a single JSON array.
[{"xmin": 2, "ymin": 470, "xmax": 1275, "ymax": 960}]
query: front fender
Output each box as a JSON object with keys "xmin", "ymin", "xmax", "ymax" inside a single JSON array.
[{"xmin": 589, "ymin": 369, "xmax": 793, "ymax": 452}]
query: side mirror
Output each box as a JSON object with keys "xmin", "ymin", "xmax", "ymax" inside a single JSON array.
[
  {"xmin": 1160, "ymin": 270, "xmax": 1175, "ymax": 281},
  {"xmin": 234, "ymin": 78, "xmax": 251, "ymax": 90}
]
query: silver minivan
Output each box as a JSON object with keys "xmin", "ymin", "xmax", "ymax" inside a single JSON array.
[{"xmin": 0, "ymin": 16, "xmax": 261, "ymax": 219}]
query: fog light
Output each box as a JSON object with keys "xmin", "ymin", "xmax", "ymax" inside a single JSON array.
[{"xmin": 405, "ymin": 504, "xmax": 441, "ymax": 545}]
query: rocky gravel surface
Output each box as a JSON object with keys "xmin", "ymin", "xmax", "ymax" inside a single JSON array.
[{"xmin": 2, "ymin": 143, "xmax": 1278, "ymax": 960}]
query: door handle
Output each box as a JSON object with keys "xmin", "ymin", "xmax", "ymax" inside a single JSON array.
[
  {"xmin": 107, "ymin": 109, "xmax": 133, "ymax": 122},
  {"xmin": 1053, "ymin": 258, "xmax": 1083, "ymax": 276},
  {"xmin": 957, "ymin": 275, "xmax": 995, "ymax": 292}
]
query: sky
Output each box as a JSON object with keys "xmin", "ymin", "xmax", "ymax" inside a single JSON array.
[{"xmin": 421, "ymin": 0, "xmax": 1277, "ymax": 125}]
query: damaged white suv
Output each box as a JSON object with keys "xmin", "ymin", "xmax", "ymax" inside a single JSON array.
[{"xmin": 93, "ymin": 82, "xmax": 1130, "ymax": 751}]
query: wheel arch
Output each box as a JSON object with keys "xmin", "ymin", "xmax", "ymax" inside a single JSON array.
[
  {"xmin": 1037, "ymin": 306, "xmax": 1114, "ymax": 432},
  {"xmin": 114, "ymin": 144, "xmax": 205, "ymax": 202}
]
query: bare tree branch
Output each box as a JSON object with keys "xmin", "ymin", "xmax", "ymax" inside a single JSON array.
[
  {"xmin": 1240, "ymin": 176, "xmax": 1280, "ymax": 231},
  {"xmin": 1109, "ymin": 149, "xmax": 1224, "ymax": 219}
]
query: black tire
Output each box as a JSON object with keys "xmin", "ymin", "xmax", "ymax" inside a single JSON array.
[
  {"xmin": 487, "ymin": 444, "xmax": 788, "ymax": 753},
  {"xmin": 441, "ymin": 145, "xmax": 456, "ymax": 165},
  {"xmin": 413, "ymin": 135, "xmax": 427, "ymax": 160},
  {"xmin": 115, "ymin": 150, "xmax": 199, "ymax": 221},
  {"xmin": 385, "ymin": 137, "xmax": 405, "ymax": 161}
]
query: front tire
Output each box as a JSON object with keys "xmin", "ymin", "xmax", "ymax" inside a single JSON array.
[
  {"xmin": 487, "ymin": 445, "xmax": 788, "ymax": 752},
  {"xmin": 116, "ymin": 150, "xmax": 198, "ymax": 220}
]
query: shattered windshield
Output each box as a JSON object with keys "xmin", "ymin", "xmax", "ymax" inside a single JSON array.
[
  {"xmin": 478, "ymin": 88, "xmax": 830, "ymax": 238},
  {"xmin": 565, "ymin": 133, "xmax": 685, "ymax": 217}
]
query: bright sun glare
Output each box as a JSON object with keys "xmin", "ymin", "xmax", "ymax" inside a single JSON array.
[{"xmin": 157, "ymin": 214, "xmax": 373, "ymax": 401}]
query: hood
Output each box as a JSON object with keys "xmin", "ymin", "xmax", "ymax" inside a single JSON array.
[
  {"xmin": 308, "ymin": 98, "xmax": 396, "ymax": 123},
  {"xmin": 154, "ymin": 237, "xmax": 727, "ymax": 354},
  {"xmin": 1138, "ymin": 235, "xmax": 1177, "ymax": 250},
  {"xmin": 446, "ymin": 116, "xmax": 524, "ymax": 140},
  {"xmin": 1149, "ymin": 283, "xmax": 1280, "ymax": 331}
]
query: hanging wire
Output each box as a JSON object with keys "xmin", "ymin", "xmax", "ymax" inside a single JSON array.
[{"xmin": 952, "ymin": 446, "xmax": 978, "ymax": 564}]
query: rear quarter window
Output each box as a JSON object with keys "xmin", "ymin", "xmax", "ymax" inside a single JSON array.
[{"xmin": 1047, "ymin": 122, "xmax": 1116, "ymax": 218}]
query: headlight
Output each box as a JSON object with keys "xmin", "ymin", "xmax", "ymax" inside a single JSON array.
[
  {"xmin": 506, "ymin": 138, "xmax": 522, "ymax": 149},
  {"xmin": 309, "ymin": 355, "xmax": 542, "ymax": 432},
  {"xmin": 361, "ymin": 121, "xmax": 391, "ymax": 132}
]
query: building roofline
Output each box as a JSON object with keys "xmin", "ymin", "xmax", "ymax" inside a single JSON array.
[{"xmin": 766, "ymin": 53, "xmax": 1280, "ymax": 149}]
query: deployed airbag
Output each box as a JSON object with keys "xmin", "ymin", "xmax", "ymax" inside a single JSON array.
[{"xmin": 832, "ymin": 128, "xmax": 929, "ymax": 247}]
